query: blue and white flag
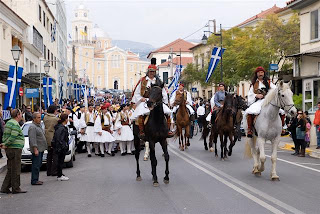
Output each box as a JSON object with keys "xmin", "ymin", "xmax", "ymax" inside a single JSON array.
[
  {"xmin": 4, "ymin": 65, "xmax": 23, "ymax": 110},
  {"xmin": 68, "ymin": 34, "xmax": 72, "ymax": 40},
  {"xmin": 43, "ymin": 77, "xmax": 53, "ymax": 109},
  {"xmin": 73, "ymin": 83, "xmax": 77, "ymax": 99},
  {"xmin": 2, "ymin": 110, "xmax": 11, "ymax": 120},
  {"xmin": 76, "ymin": 84, "xmax": 80, "ymax": 101},
  {"xmin": 67, "ymin": 82, "xmax": 72, "ymax": 99},
  {"xmin": 121, "ymin": 95, "xmax": 126, "ymax": 105},
  {"xmin": 81, "ymin": 85, "xmax": 86, "ymax": 97},
  {"xmin": 206, "ymin": 47, "xmax": 225, "ymax": 83},
  {"xmin": 168, "ymin": 65, "xmax": 182, "ymax": 89}
]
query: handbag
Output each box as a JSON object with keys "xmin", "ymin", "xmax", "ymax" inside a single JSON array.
[{"xmin": 296, "ymin": 127, "xmax": 305, "ymax": 140}]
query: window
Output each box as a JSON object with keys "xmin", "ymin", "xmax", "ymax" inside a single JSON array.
[
  {"xmin": 130, "ymin": 65, "xmax": 133, "ymax": 72},
  {"xmin": 114, "ymin": 80, "xmax": 118, "ymax": 89},
  {"xmin": 2, "ymin": 27, "xmax": 5, "ymax": 40},
  {"xmin": 51, "ymin": 53, "xmax": 53, "ymax": 66},
  {"xmin": 33, "ymin": 27, "xmax": 43, "ymax": 53},
  {"xmin": 54, "ymin": 57, "xmax": 56, "ymax": 69},
  {"xmin": 47, "ymin": 18, "xmax": 49, "ymax": 32},
  {"xmin": 161, "ymin": 59, "xmax": 166, "ymax": 64},
  {"xmin": 311, "ymin": 10, "xmax": 319, "ymax": 40},
  {"xmin": 97, "ymin": 76, "xmax": 101, "ymax": 86},
  {"xmin": 112, "ymin": 55, "xmax": 120, "ymax": 68},
  {"xmin": 105, "ymin": 41, "xmax": 108, "ymax": 48},
  {"xmin": 50, "ymin": 23, "xmax": 53, "ymax": 34},
  {"xmin": 39, "ymin": 5, "xmax": 41, "ymax": 22},
  {"xmin": 43, "ymin": 45, "xmax": 46, "ymax": 59},
  {"xmin": 43, "ymin": 12, "xmax": 46, "ymax": 27},
  {"xmin": 84, "ymin": 13, "xmax": 87, "ymax": 17},
  {"xmin": 163, "ymin": 72, "xmax": 168, "ymax": 84},
  {"xmin": 293, "ymin": 58, "xmax": 300, "ymax": 77},
  {"xmin": 48, "ymin": 49, "xmax": 50, "ymax": 62}
]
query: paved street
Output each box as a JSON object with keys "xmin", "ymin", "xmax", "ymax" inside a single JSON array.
[{"xmin": 0, "ymin": 135, "xmax": 320, "ymax": 214}]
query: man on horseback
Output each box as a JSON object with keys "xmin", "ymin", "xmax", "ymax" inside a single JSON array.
[
  {"xmin": 131, "ymin": 58, "xmax": 173, "ymax": 139},
  {"xmin": 246, "ymin": 66, "xmax": 278, "ymax": 138},
  {"xmin": 170, "ymin": 82, "xmax": 195, "ymax": 122},
  {"xmin": 210, "ymin": 82, "xmax": 227, "ymax": 125}
]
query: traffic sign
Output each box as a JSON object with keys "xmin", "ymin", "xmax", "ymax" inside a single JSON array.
[
  {"xmin": 269, "ymin": 64, "xmax": 278, "ymax": 71},
  {"xmin": 25, "ymin": 88, "xmax": 39, "ymax": 98},
  {"xmin": 19, "ymin": 87, "xmax": 23, "ymax": 96}
]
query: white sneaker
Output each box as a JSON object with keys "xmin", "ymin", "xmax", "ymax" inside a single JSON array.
[{"xmin": 57, "ymin": 175, "xmax": 69, "ymax": 181}]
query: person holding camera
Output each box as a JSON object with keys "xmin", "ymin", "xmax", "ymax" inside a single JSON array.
[
  {"xmin": 296, "ymin": 110, "xmax": 307, "ymax": 157},
  {"xmin": 52, "ymin": 113, "xmax": 70, "ymax": 181}
]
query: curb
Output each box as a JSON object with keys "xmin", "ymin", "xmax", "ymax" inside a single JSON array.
[{"xmin": 280, "ymin": 143, "xmax": 320, "ymax": 159}]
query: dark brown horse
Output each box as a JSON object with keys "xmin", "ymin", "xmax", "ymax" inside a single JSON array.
[
  {"xmin": 134, "ymin": 84, "xmax": 169, "ymax": 187},
  {"xmin": 175, "ymin": 92, "xmax": 191, "ymax": 151}
]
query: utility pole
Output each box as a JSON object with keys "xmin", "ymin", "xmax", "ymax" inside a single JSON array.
[
  {"xmin": 72, "ymin": 45, "xmax": 75, "ymax": 99},
  {"xmin": 220, "ymin": 24, "xmax": 223, "ymax": 82}
]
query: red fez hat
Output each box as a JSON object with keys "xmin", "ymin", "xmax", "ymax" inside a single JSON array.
[
  {"xmin": 148, "ymin": 64, "xmax": 157, "ymax": 72},
  {"xmin": 179, "ymin": 83, "xmax": 184, "ymax": 87},
  {"xmin": 102, "ymin": 103, "xmax": 111, "ymax": 109},
  {"xmin": 255, "ymin": 66, "xmax": 266, "ymax": 73}
]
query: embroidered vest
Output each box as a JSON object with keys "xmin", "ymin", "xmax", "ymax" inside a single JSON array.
[{"xmin": 253, "ymin": 80, "xmax": 271, "ymax": 95}]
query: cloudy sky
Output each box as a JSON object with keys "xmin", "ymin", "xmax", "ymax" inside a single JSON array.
[{"xmin": 64, "ymin": 0, "xmax": 288, "ymax": 48}]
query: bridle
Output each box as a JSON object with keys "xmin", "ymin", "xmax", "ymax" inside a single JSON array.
[
  {"xmin": 146, "ymin": 86, "xmax": 163, "ymax": 110},
  {"xmin": 270, "ymin": 88, "xmax": 295, "ymax": 113}
]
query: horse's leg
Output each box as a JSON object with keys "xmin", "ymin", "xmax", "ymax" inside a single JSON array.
[
  {"xmin": 248, "ymin": 137, "xmax": 259, "ymax": 175},
  {"xmin": 161, "ymin": 139, "xmax": 170, "ymax": 184},
  {"xmin": 134, "ymin": 134, "xmax": 142, "ymax": 181},
  {"xmin": 228, "ymin": 132, "xmax": 235, "ymax": 156},
  {"xmin": 224, "ymin": 133, "xmax": 228, "ymax": 159},
  {"xmin": 186, "ymin": 125, "xmax": 190, "ymax": 147},
  {"xmin": 209, "ymin": 129, "xmax": 214, "ymax": 152},
  {"xmin": 180, "ymin": 128, "xmax": 184, "ymax": 151},
  {"xmin": 257, "ymin": 137, "xmax": 266, "ymax": 173},
  {"xmin": 270, "ymin": 137, "xmax": 280, "ymax": 181},
  {"xmin": 204, "ymin": 135, "xmax": 208, "ymax": 151},
  {"xmin": 220, "ymin": 133, "xmax": 224, "ymax": 160},
  {"xmin": 149, "ymin": 141, "xmax": 158, "ymax": 186},
  {"xmin": 214, "ymin": 132, "xmax": 218, "ymax": 157},
  {"xmin": 144, "ymin": 141, "xmax": 150, "ymax": 161}
]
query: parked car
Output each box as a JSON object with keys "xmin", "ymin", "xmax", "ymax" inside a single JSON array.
[{"xmin": 21, "ymin": 121, "xmax": 77, "ymax": 168}]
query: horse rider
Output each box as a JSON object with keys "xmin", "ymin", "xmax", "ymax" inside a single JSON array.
[
  {"xmin": 210, "ymin": 82, "xmax": 227, "ymax": 125},
  {"xmin": 246, "ymin": 66, "xmax": 285, "ymax": 138},
  {"xmin": 131, "ymin": 58, "xmax": 173, "ymax": 139},
  {"xmin": 170, "ymin": 82, "xmax": 195, "ymax": 122}
]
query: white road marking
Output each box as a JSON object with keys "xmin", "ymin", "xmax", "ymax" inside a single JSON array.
[
  {"xmin": 295, "ymin": 163, "xmax": 320, "ymax": 166},
  {"xmin": 265, "ymin": 155, "xmax": 320, "ymax": 173},
  {"xmin": 169, "ymin": 145, "xmax": 304, "ymax": 214}
]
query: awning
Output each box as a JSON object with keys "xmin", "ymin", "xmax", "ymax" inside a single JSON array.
[
  {"xmin": 0, "ymin": 82, "xmax": 8, "ymax": 93},
  {"xmin": 286, "ymin": 47, "xmax": 320, "ymax": 58}
]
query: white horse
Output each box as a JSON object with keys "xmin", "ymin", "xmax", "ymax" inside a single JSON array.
[{"xmin": 245, "ymin": 81, "xmax": 296, "ymax": 181}]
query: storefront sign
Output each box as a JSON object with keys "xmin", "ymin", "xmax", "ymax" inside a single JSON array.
[{"xmin": 26, "ymin": 88, "xmax": 39, "ymax": 98}]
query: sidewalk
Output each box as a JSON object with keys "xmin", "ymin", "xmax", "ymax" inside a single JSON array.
[
  {"xmin": 279, "ymin": 136, "xmax": 320, "ymax": 159},
  {"xmin": 0, "ymin": 149, "xmax": 7, "ymax": 173}
]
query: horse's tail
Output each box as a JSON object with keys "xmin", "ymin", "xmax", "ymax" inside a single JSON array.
[{"xmin": 244, "ymin": 137, "xmax": 254, "ymax": 159}]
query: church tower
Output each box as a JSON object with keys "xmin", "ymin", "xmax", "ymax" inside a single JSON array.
[{"xmin": 71, "ymin": 4, "xmax": 93, "ymax": 43}]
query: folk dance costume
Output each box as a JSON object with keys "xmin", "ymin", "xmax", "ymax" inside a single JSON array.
[
  {"xmin": 75, "ymin": 106, "xmax": 87, "ymax": 153},
  {"xmin": 170, "ymin": 86, "xmax": 195, "ymax": 120},
  {"xmin": 113, "ymin": 106, "xmax": 134, "ymax": 155},
  {"xmin": 130, "ymin": 62, "xmax": 173, "ymax": 138},
  {"xmin": 85, "ymin": 110, "xmax": 96, "ymax": 157},
  {"xmin": 245, "ymin": 67, "xmax": 285, "ymax": 138},
  {"xmin": 94, "ymin": 105, "xmax": 116, "ymax": 157}
]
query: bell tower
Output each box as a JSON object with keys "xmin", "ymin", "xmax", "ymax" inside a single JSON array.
[{"xmin": 71, "ymin": 4, "xmax": 93, "ymax": 43}]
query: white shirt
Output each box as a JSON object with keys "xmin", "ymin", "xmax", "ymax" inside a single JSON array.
[
  {"xmin": 170, "ymin": 90, "xmax": 193, "ymax": 106},
  {"xmin": 197, "ymin": 105, "xmax": 205, "ymax": 116},
  {"xmin": 247, "ymin": 80, "xmax": 276, "ymax": 106}
]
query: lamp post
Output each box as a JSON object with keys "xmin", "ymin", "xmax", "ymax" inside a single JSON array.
[
  {"xmin": 201, "ymin": 24, "xmax": 223, "ymax": 82},
  {"xmin": 68, "ymin": 72, "xmax": 72, "ymax": 100},
  {"xmin": 59, "ymin": 68, "xmax": 64, "ymax": 107},
  {"xmin": 11, "ymin": 45, "xmax": 22, "ymax": 109}
]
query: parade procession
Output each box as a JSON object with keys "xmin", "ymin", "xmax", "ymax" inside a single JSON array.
[{"xmin": 1, "ymin": 0, "xmax": 320, "ymax": 214}]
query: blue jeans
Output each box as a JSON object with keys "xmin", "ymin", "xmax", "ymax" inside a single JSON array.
[
  {"xmin": 31, "ymin": 152, "xmax": 43, "ymax": 184},
  {"xmin": 316, "ymin": 126, "xmax": 320, "ymax": 147}
]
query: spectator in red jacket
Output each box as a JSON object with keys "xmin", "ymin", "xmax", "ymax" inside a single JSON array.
[{"xmin": 313, "ymin": 102, "xmax": 320, "ymax": 149}]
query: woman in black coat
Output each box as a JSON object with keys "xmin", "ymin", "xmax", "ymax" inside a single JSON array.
[{"xmin": 52, "ymin": 113, "xmax": 70, "ymax": 181}]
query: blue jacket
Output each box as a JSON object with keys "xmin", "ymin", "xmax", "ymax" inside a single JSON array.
[{"xmin": 214, "ymin": 91, "xmax": 226, "ymax": 107}]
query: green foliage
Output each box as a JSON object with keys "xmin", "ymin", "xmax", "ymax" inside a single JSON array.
[
  {"xmin": 293, "ymin": 94, "xmax": 303, "ymax": 110},
  {"xmin": 182, "ymin": 13, "xmax": 300, "ymax": 87}
]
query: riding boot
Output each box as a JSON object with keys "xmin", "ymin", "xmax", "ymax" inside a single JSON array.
[
  {"xmin": 298, "ymin": 148, "xmax": 305, "ymax": 157},
  {"xmin": 166, "ymin": 116, "xmax": 174, "ymax": 138},
  {"xmin": 211, "ymin": 111, "xmax": 217, "ymax": 126},
  {"xmin": 138, "ymin": 116, "xmax": 145, "ymax": 139},
  {"xmin": 247, "ymin": 114, "xmax": 254, "ymax": 138}
]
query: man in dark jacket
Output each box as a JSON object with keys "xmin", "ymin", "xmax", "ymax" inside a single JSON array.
[
  {"xmin": 28, "ymin": 112, "xmax": 47, "ymax": 185},
  {"xmin": 24, "ymin": 106, "xmax": 33, "ymax": 122}
]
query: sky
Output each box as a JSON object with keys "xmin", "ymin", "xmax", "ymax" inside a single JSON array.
[{"xmin": 64, "ymin": 0, "xmax": 289, "ymax": 48}]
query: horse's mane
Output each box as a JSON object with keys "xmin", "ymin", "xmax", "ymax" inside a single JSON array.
[{"xmin": 262, "ymin": 83, "xmax": 289, "ymax": 107}]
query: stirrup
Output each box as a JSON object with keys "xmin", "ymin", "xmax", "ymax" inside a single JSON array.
[{"xmin": 247, "ymin": 131, "xmax": 253, "ymax": 138}]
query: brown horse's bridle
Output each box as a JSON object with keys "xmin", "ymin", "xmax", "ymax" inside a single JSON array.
[{"xmin": 147, "ymin": 86, "xmax": 163, "ymax": 110}]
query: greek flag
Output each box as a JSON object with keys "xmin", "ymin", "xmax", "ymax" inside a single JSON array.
[
  {"xmin": 81, "ymin": 85, "xmax": 86, "ymax": 97},
  {"xmin": 206, "ymin": 47, "xmax": 225, "ymax": 83},
  {"xmin": 2, "ymin": 110, "xmax": 11, "ymax": 120},
  {"xmin": 121, "ymin": 95, "xmax": 126, "ymax": 105},
  {"xmin": 67, "ymin": 82, "xmax": 72, "ymax": 99},
  {"xmin": 88, "ymin": 87, "xmax": 91, "ymax": 97},
  {"xmin": 73, "ymin": 83, "xmax": 77, "ymax": 100},
  {"xmin": 51, "ymin": 20, "xmax": 56, "ymax": 42},
  {"xmin": 43, "ymin": 77, "xmax": 53, "ymax": 109},
  {"xmin": 76, "ymin": 84, "xmax": 80, "ymax": 101},
  {"xmin": 168, "ymin": 65, "xmax": 182, "ymax": 89},
  {"xmin": 3, "ymin": 65, "xmax": 23, "ymax": 110}
]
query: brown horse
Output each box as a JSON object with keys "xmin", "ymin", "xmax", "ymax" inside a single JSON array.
[{"xmin": 175, "ymin": 92, "xmax": 191, "ymax": 151}]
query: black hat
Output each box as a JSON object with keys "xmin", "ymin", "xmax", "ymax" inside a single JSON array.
[{"xmin": 218, "ymin": 82, "xmax": 226, "ymax": 87}]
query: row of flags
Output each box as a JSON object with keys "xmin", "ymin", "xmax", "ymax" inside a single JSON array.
[
  {"xmin": 3, "ymin": 65, "xmax": 23, "ymax": 110},
  {"xmin": 169, "ymin": 65, "xmax": 182, "ymax": 97}
]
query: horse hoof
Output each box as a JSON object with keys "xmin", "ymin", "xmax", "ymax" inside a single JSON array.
[
  {"xmin": 136, "ymin": 177, "xmax": 142, "ymax": 181},
  {"xmin": 143, "ymin": 157, "xmax": 148, "ymax": 161},
  {"xmin": 153, "ymin": 182, "xmax": 159, "ymax": 187},
  {"xmin": 187, "ymin": 142, "xmax": 190, "ymax": 146},
  {"xmin": 163, "ymin": 179, "xmax": 169, "ymax": 184},
  {"xmin": 271, "ymin": 177, "xmax": 280, "ymax": 181},
  {"xmin": 228, "ymin": 151, "xmax": 232, "ymax": 156},
  {"xmin": 204, "ymin": 146, "xmax": 208, "ymax": 151},
  {"xmin": 221, "ymin": 158, "xmax": 225, "ymax": 161},
  {"xmin": 254, "ymin": 172, "xmax": 261, "ymax": 177},
  {"xmin": 209, "ymin": 147, "xmax": 214, "ymax": 152}
]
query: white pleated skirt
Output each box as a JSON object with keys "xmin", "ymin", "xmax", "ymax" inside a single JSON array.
[
  {"xmin": 85, "ymin": 126, "xmax": 95, "ymax": 142},
  {"xmin": 94, "ymin": 130, "xmax": 116, "ymax": 143},
  {"xmin": 113, "ymin": 125, "xmax": 134, "ymax": 141}
]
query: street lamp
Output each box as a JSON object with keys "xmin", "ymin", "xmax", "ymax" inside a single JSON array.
[
  {"xmin": 201, "ymin": 34, "xmax": 208, "ymax": 45},
  {"xmin": 11, "ymin": 45, "xmax": 22, "ymax": 109},
  {"xmin": 68, "ymin": 72, "xmax": 72, "ymax": 99},
  {"xmin": 59, "ymin": 68, "xmax": 64, "ymax": 106},
  {"xmin": 44, "ymin": 62, "xmax": 50, "ymax": 75}
]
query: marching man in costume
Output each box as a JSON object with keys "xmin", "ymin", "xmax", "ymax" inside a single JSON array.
[
  {"xmin": 210, "ymin": 82, "xmax": 227, "ymax": 125},
  {"xmin": 131, "ymin": 58, "xmax": 173, "ymax": 139},
  {"xmin": 94, "ymin": 104, "xmax": 116, "ymax": 157},
  {"xmin": 85, "ymin": 104, "xmax": 96, "ymax": 157},
  {"xmin": 246, "ymin": 66, "xmax": 285, "ymax": 138},
  {"xmin": 170, "ymin": 82, "xmax": 195, "ymax": 121}
]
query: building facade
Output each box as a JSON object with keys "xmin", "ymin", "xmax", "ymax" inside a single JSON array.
[{"xmin": 70, "ymin": 4, "xmax": 148, "ymax": 92}]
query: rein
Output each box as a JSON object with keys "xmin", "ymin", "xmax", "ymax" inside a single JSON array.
[{"xmin": 270, "ymin": 88, "xmax": 294, "ymax": 113}]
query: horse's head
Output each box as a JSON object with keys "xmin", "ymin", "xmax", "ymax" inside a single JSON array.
[
  {"xmin": 235, "ymin": 95, "xmax": 248, "ymax": 110},
  {"xmin": 277, "ymin": 81, "xmax": 297, "ymax": 116},
  {"xmin": 147, "ymin": 83, "xmax": 163, "ymax": 110},
  {"xmin": 223, "ymin": 94, "xmax": 235, "ymax": 113}
]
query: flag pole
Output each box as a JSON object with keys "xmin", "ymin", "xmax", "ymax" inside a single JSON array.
[{"xmin": 220, "ymin": 24, "xmax": 223, "ymax": 82}]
